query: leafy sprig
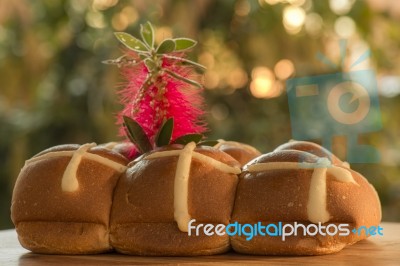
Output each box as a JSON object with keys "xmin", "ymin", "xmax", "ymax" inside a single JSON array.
[
  {"xmin": 123, "ymin": 116, "xmax": 217, "ymax": 154},
  {"xmin": 104, "ymin": 22, "xmax": 205, "ymax": 88}
]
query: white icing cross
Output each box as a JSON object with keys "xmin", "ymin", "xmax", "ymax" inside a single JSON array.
[
  {"xmin": 145, "ymin": 147, "xmax": 241, "ymax": 175},
  {"xmin": 62, "ymin": 143, "xmax": 95, "ymax": 192},
  {"xmin": 144, "ymin": 142, "xmax": 241, "ymax": 232},
  {"xmin": 173, "ymin": 142, "xmax": 196, "ymax": 232},
  {"xmin": 247, "ymin": 158, "xmax": 358, "ymax": 224},
  {"xmin": 213, "ymin": 139, "xmax": 260, "ymax": 155},
  {"xmin": 24, "ymin": 143, "xmax": 128, "ymax": 192}
]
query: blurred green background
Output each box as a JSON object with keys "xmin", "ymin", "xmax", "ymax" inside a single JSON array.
[{"xmin": 1, "ymin": 0, "xmax": 400, "ymax": 229}]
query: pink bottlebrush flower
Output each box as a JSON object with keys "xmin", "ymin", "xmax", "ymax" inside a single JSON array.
[
  {"xmin": 115, "ymin": 52, "xmax": 206, "ymax": 158},
  {"xmin": 108, "ymin": 24, "xmax": 208, "ymax": 158}
]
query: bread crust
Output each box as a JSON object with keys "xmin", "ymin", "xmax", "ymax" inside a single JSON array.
[
  {"xmin": 11, "ymin": 144, "xmax": 128, "ymax": 254},
  {"xmin": 112, "ymin": 222, "xmax": 230, "ymax": 256},
  {"xmin": 231, "ymin": 149, "xmax": 381, "ymax": 255},
  {"xmin": 230, "ymin": 222, "xmax": 361, "ymax": 255},
  {"xmin": 98, "ymin": 142, "xmax": 136, "ymax": 160},
  {"xmin": 110, "ymin": 145, "xmax": 240, "ymax": 255},
  {"xmin": 215, "ymin": 141, "xmax": 261, "ymax": 166},
  {"xmin": 274, "ymin": 140, "xmax": 345, "ymax": 166},
  {"xmin": 16, "ymin": 221, "xmax": 110, "ymax": 254}
]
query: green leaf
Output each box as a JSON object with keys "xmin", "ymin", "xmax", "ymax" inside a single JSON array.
[
  {"xmin": 139, "ymin": 53, "xmax": 148, "ymax": 60},
  {"xmin": 102, "ymin": 55, "xmax": 138, "ymax": 67},
  {"xmin": 156, "ymin": 39, "xmax": 176, "ymax": 54},
  {"xmin": 123, "ymin": 116, "xmax": 153, "ymax": 154},
  {"xmin": 163, "ymin": 55, "xmax": 206, "ymax": 71},
  {"xmin": 164, "ymin": 69, "xmax": 202, "ymax": 88},
  {"xmin": 123, "ymin": 123, "xmax": 135, "ymax": 143},
  {"xmin": 155, "ymin": 118, "xmax": 174, "ymax": 147},
  {"xmin": 114, "ymin": 32, "xmax": 148, "ymax": 53},
  {"xmin": 140, "ymin": 22, "xmax": 155, "ymax": 48},
  {"xmin": 172, "ymin": 134, "xmax": 203, "ymax": 145},
  {"xmin": 174, "ymin": 38, "xmax": 197, "ymax": 51},
  {"xmin": 197, "ymin": 140, "xmax": 219, "ymax": 147}
]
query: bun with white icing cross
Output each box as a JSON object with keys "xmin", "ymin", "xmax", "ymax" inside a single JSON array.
[
  {"xmin": 213, "ymin": 140, "xmax": 261, "ymax": 166},
  {"xmin": 110, "ymin": 142, "xmax": 241, "ymax": 256},
  {"xmin": 230, "ymin": 147, "xmax": 381, "ymax": 255},
  {"xmin": 275, "ymin": 140, "xmax": 349, "ymax": 168},
  {"xmin": 99, "ymin": 141, "xmax": 137, "ymax": 160},
  {"xmin": 11, "ymin": 143, "xmax": 128, "ymax": 254}
]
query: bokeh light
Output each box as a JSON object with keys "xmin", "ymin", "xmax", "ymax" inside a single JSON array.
[
  {"xmin": 86, "ymin": 11, "xmax": 106, "ymax": 29},
  {"xmin": 227, "ymin": 67, "xmax": 248, "ymax": 89},
  {"xmin": 274, "ymin": 59, "xmax": 295, "ymax": 80},
  {"xmin": 250, "ymin": 67, "xmax": 281, "ymax": 98},
  {"xmin": 204, "ymin": 71, "xmax": 220, "ymax": 89},
  {"xmin": 334, "ymin": 16, "xmax": 356, "ymax": 38},
  {"xmin": 305, "ymin": 13, "xmax": 323, "ymax": 36},
  {"xmin": 283, "ymin": 6, "xmax": 306, "ymax": 34},
  {"xmin": 92, "ymin": 0, "xmax": 119, "ymax": 11},
  {"xmin": 329, "ymin": 0, "xmax": 355, "ymax": 15},
  {"xmin": 211, "ymin": 103, "xmax": 230, "ymax": 121},
  {"xmin": 261, "ymin": 0, "xmax": 281, "ymax": 5},
  {"xmin": 112, "ymin": 6, "xmax": 138, "ymax": 31},
  {"xmin": 235, "ymin": 0, "xmax": 251, "ymax": 17},
  {"xmin": 155, "ymin": 26, "xmax": 173, "ymax": 45}
]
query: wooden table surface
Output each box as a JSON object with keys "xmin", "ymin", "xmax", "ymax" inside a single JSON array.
[{"xmin": 1, "ymin": 222, "xmax": 399, "ymax": 266}]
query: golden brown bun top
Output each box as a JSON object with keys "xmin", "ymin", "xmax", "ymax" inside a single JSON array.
[
  {"xmin": 215, "ymin": 141, "xmax": 261, "ymax": 166},
  {"xmin": 12, "ymin": 143, "xmax": 128, "ymax": 226},
  {"xmin": 244, "ymin": 149, "xmax": 319, "ymax": 168},
  {"xmin": 274, "ymin": 140, "xmax": 344, "ymax": 166},
  {"xmin": 130, "ymin": 144, "xmax": 241, "ymax": 168},
  {"xmin": 35, "ymin": 144, "xmax": 128, "ymax": 166},
  {"xmin": 98, "ymin": 142, "xmax": 136, "ymax": 160}
]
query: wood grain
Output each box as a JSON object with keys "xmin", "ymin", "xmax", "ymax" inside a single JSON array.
[{"xmin": 1, "ymin": 222, "xmax": 399, "ymax": 265}]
